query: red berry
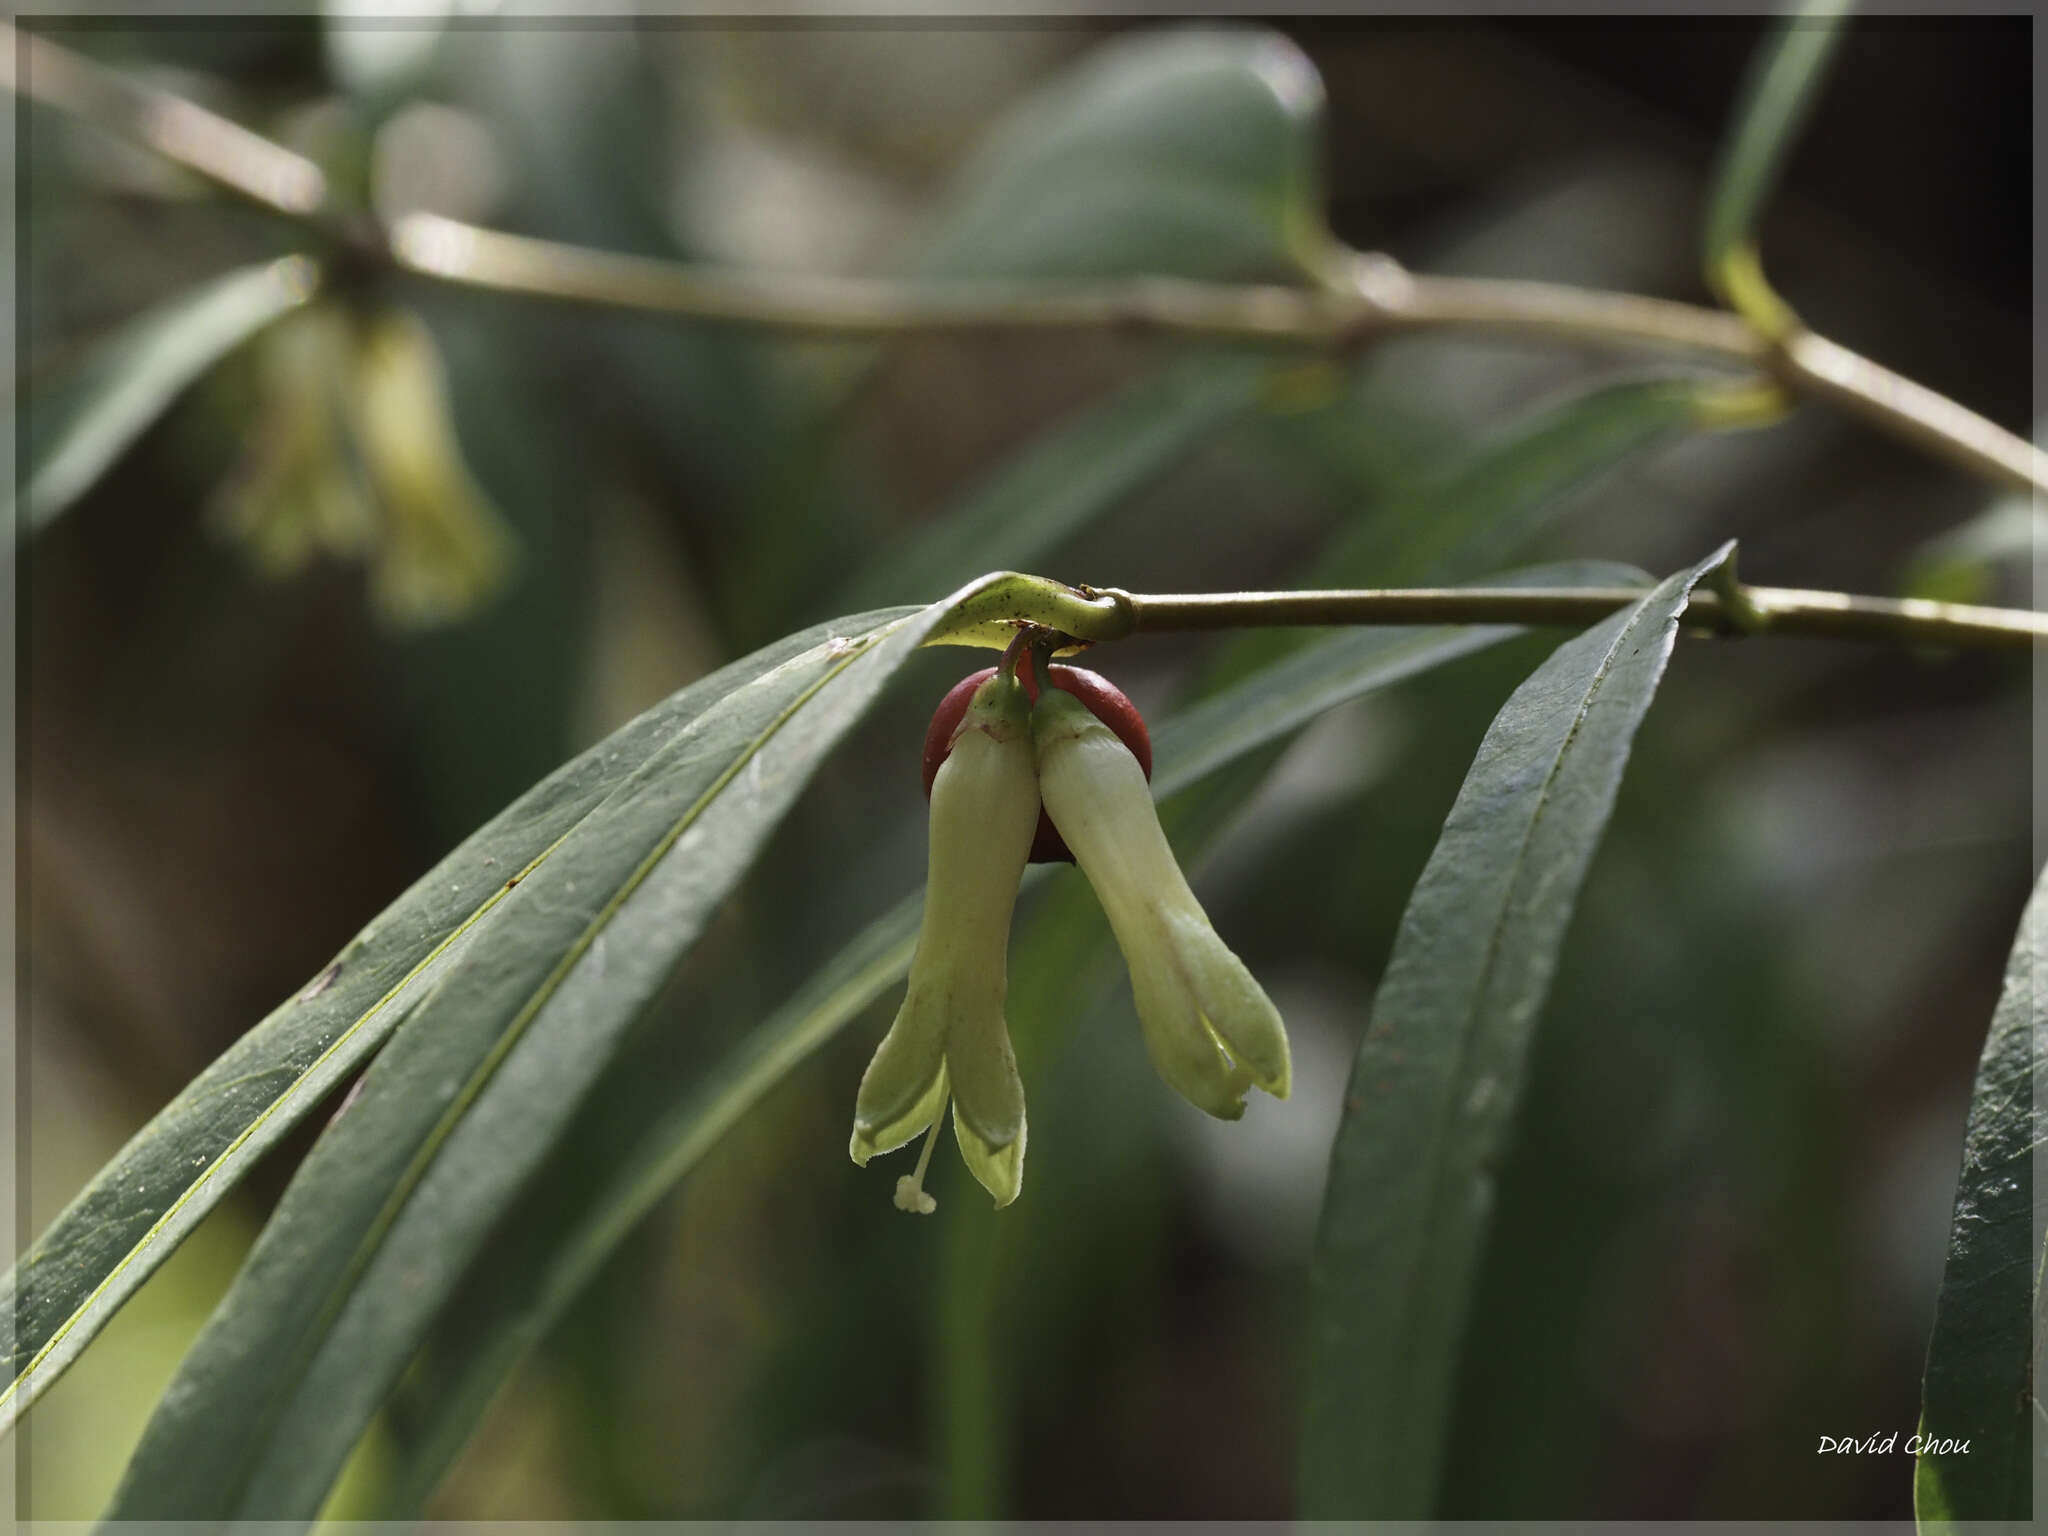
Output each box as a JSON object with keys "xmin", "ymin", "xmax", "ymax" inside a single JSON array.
[{"xmin": 921, "ymin": 660, "xmax": 1152, "ymax": 864}]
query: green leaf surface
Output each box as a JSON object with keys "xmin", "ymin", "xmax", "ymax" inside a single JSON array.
[
  {"xmin": 837, "ymin": 352, "xmax": 1274, "ymax": 612},
  {"xmin": 1299, "ymin": 543, "xmax": 1735, "ymax": 1519},
  {"xmin": 0, "ymin": 608, "xmax": 912, "ymax": 1440},
  {"xmin": 916, "ymin": 27, "xmax": 1329, "ymax": 283},
  {"xmin": 769, "ymin": 26, "xmax": 1333, "ymax": 628},
  {"xmin": 1196, "ymin": 373, "xmax": 1700, "ymax": 703},
  {"xmin": 365, "ymin": 559, "xmax": 1647, "ymax": 1517},
  {"xmin": 1914, "ymin": 863, "xmax": 2046, "ymax": 1529},
  {"xmin": 103, "ymin": 576, "xmax": 1032, "ymax": 1520},
  {"xmin": 1900, "ymin": 495, "xmax": 2045, "ymax": 607},
  {"xmin": 14, "ymin": 256, "xmax": 321, "ymax": 535},
  {"xmin": 1701, "ymin": 0, "xmax": 1855, "ymax": 277},
  {"xmin": 377, "ymin": 883, "xmax": 931, "ymax": 1517},
  {"xmin": 1313, "ymin": 373, "xmax": 1711, "ymax": 589}
]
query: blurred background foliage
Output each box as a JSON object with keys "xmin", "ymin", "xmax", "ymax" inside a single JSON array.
[{"xmin": 16, "ymin": 10, "xmax": 2033, "ymax": 1521}]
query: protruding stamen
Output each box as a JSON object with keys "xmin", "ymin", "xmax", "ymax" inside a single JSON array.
[{"xmin": 892, "ymin": 1098, "xmax": 947, "ymax": 1215}]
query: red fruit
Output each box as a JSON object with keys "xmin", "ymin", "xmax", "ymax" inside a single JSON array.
[{"xmin": 922, "ymin": 660, "xmax": 1152, "ymax": 864}]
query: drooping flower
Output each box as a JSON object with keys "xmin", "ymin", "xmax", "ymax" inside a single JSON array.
[
  {"xmin": 851, "ymin": 669, "xmax": 1039, "ymax": 1211},
  {"xmin": 208, "ymin": 305, "xmax": 378, "ymax": 576},
  {"xmin": 350, "ymin": 309, "xmax": 514, "ymax": 630},
  {"xmin": 208, "ymin": 304, "xmax": 512, "ymax": 631},
  {"xmin": 1031, "ymin": 688, "xmax": 1290, "ymax": 1119}
]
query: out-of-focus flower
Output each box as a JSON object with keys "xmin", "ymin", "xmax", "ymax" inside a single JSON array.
[
  {"xmin": 209, "ymin": 303, "xmax": 512, "ymax": 630},
  {"xmin": 209, "ymin": 305, "xmax": 375, "ymax": 576},
  {"xmin": 852, "ymin": 670, "xmax": 1039, "ymax": 1211},
  {"xmin": 351, "ymin": 309, "xmax": 513, "ymax": 630},
  {"xmin": 1031, "ymin": 688, "xmax": 1290, "ymax": 1120}
]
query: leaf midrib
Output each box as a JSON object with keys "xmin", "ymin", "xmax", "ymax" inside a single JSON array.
[
  {"xmin": 1378, "ymin": 588, "xmax": 1658, "ymax": 1494},
  {"xmin": 0, "ymin": 830, "xmax": 561, "ymax": 1434},
  {"xmin": 214, "ymin": 621, "xmax": 897, "ymax": 1512}
]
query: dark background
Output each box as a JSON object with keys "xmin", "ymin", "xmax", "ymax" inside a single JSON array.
[{"xmin": 18, "ymin": 13, "xmax": 2034, "ymax": 1520}]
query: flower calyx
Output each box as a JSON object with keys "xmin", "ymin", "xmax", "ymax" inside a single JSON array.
[{"xmin": 922, "ymin": 658, "xmax": 1151, "ymax": 864}]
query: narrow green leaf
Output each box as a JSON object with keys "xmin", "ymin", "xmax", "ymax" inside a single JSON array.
[
  {"xmin": 732, "ymin": 27, "xmax": 1331, "ymax": 627},
  {"xmin": 1150, "ymin": 559, "xmax": 1648, "ymax": 790},
  {"xmin": 917, "ymin": 27, "xmax": 1330, "ymax": 283},
  {"xmin": 1701, "ymin": 0, "xmax": 1855, "ymax": 281},
  {"xmin": 103, "ymin": 575, "xmax": 1036, "ymax": 1520},
  {"xmin": 837, "ymin": 353, "xmax": 1273, "ymax": 612},
  {"xmin": 1196, "ymin": 374, "xmax": 1701, "ymax": 704},
  {"xmin": 1314, "ymin": 373, "xmax": 1713, "ymax": 589},
  {"xmin": 1914, "ymin": 864, "xmax": 2047, "ymax": 1528},
  {"xmin": 0, "ymin": 608, "xmax": 911, "ymax": 1439},
  {"xmin": 376, "ymin": 884, "xmax": 929, "ymax": 1517},
  {"xmin": 14, "ymin": 256, "xmax": 321, "ymax": 534},
  {"xmin": 364, "ymin": 560, "xmax": 1647, "ymax": 1517},
  {"xmin": 1899, "ymin": 493, "xmax": 2045, "ymax": 607},
  {"xmin": 1299, "ymin": 543, "xmax": 1736, "ymax": 1518}
]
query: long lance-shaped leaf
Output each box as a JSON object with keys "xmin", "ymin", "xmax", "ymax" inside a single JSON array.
[
  {"xmin": 1199, "ymin": 375, "xmax": 1714, "ymax": 704},
  {"xmin": 1701, "ymin": 0, "xmax": 1855, "ymax": 288},
  {"xmin": 1313, "ymin": 374, "xmax": 1714, "ymax": 589},
  {"xmin": 1900, "ymin": 486, "xmax": 2046, "ymax": 607},
  {"xmin": 1299, "ymin": 542, "xmax": 1735, "ymax": 1518},
  {"xmin": 729, "ymin": 26, "xmax": 1330, "ymax": 627},
  {"xmin": 13, "ymin": 256, "xmax": 320, "ymax": 535},
  {"xmin": 102, "ymin": 573, "xmax": 1058, "ymax": 1521},
  {"xmin": 368, "ymin": 558, "xmax": 1648, "ymax": 1517},
  {"xmin": 1914, "ymin": 863, "xmax": 2047, "ymax": 1529},
  {"xmin": 914, "ymin": 27, "xmax": 1329, "ymax": 284},
  {"xmin": 836, "ymin": 352, "xmax": 1273, "ymax": 613},
  {"xmin": 0, "ymin": 607, "xmax": 912, "ymax": 1440}
]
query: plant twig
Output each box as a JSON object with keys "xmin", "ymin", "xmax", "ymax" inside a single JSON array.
[
  {"xmin": 1103, "ymin": 583, "xmax": 2048, "ymax": 652},
  {"xmin": 5, "ymin": 20, "xmax": 328, "ymax": 221},
  {"xmin": 1776, "ymin": 331, "xmax": 2044, "ymax": 493},
  {"xmin": 389, "ymin": 215, "xmax": 1768, "ymax": 363},
  {"xmin": 8, "ymin": 21, "xmax": 2043, "ymax": 497},
  {"xmin": 388, "ymin": 214, "xmax": 1376, "ymax": 345}
]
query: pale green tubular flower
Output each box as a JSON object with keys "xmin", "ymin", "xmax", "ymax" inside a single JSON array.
[
  {"xmin": 1031, "ymin": 689, "xmax": 1291, "ymax": 1119},
  {"xmin": 851, "ymin": 671, "xmax": 1038, "ymax": 1211}
]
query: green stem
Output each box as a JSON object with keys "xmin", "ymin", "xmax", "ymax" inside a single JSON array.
[
  {"xmin": 6, "ymin": 20, "xmax": 331, "ymax": 223},
  {"xmin": 8, "ymin": 21, "xmax": 2042, "ymax": 497},
  {"xmin": 929, "ymin": 572, "xmax": 2045, "ymax": 653},
  {"xmin": 1104, "ymin": 583, "xmax": 2046, "ymax": 651},
  {"xmin": 1775, "ymin": 331, "xmax": 2046, "ymax": 493},
  {"xmin": 389, "ymin": 215, "xmax": 1765, "ymax": 361}
]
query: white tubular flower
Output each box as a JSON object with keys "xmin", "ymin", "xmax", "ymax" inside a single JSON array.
[
  {"xmin": 1031, "ymin": 689, "xmax": 1291, "ymax": 1120},
  {"xmin": 851, "ymin": 671, "xmax": 1038, "ymax": 1210},
  {"xmin": 208, "ymin": 305, "xmax": 513, "ymax": 631},
  {"xmin": 351, "ymin": 309, "xmax": 514, "ymax": 631}
]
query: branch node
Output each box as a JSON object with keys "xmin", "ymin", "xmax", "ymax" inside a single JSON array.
[{"xmin": 1701, "ymin": 552, "xmax": 1767, "ymax": 638}]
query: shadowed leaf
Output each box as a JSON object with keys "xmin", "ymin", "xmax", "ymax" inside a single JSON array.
[
  {"xmin": 363, "ymin": 560, "xmax": 1648, "ymax": 1516},
  {"xmin": 1701, "ymin": 0, "xmax": 1854, "ymax": 281},
  {"xmin": 102, "ymin": 575, "xmax": 1040, "ymax": 1519},
  {"xmin": 838, "ymin": 353, "xmax": 1274, "ymax": 612},
  {"xmin": 1300, "ymin": 543, "xmax": 1735, "ymax": 1518},
  {"xmin": 0, "ymin": 608, "xmax": 913, "ymax": 1439},
  {"xmin": 15, "ymin": 256, "xmax": 320, "ymax": 535},
  {"xmin": 1914, "ymin": 863, "xmax": 2046, "ymax": 1529},
  {"xmin": 917, "ymin": 27, "xmax": 1330, "ymax": 283}
]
